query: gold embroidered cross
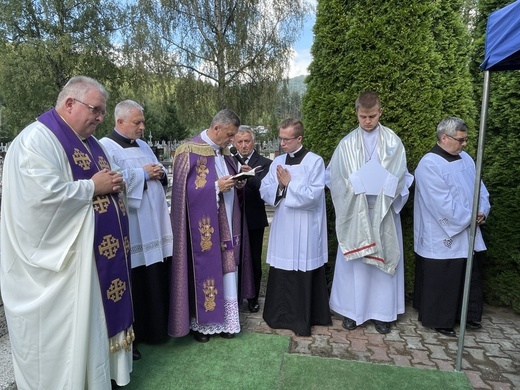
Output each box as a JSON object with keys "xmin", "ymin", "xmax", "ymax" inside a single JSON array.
[
  {"xmin": 203, "ymin": 278, "xmax": 217, "ymax": 312},
  {"xmin": 198, "ymin": 216, "xmax": 214, "ymax": 251},
  {"xmin": 72, "ymin": 148, "xmax": 91, "ymax": 170},
  {"xmin": 93, "ymin": 195, "xmax": 110, "ymax": 214},
  {"xmin": 107, "ymin": 278, "xmax": 126, "ymax": 302},
  {"xmin": 98, "ymin": 156, "xmax": 110, "ymax": 170},
  {"xmin": 98, "ymin": 234, "xmax": 120, "ymax": 259}
]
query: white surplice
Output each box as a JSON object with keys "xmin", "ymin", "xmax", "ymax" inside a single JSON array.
[
  {"xmin": 260, "ymin": 151, "xmax": 328, "ymax": 271},
  {"xmin": 414, "ymin": 150, "xmax": 490, "ymax": 258},
  {"xmin": 99, "ymin": 137, "xmax": 173, "ymax": 268},
  {"xmin": 0, "ymin": 122, "xmax": 131, "ymax": 389}
]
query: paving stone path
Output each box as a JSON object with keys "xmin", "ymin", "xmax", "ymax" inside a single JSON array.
[{"xmin": 240, "ymin": 299, "xmax": 520, "ymax": 390}]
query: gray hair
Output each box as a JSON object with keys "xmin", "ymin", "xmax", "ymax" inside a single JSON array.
[
  {"xmin": 238, "ymin": 125, "xmax": 255, "ymax": 142},
  {"xmin": 436, "ymin": 117, "xmax": 468, "ymax": 140},
  {"xmin": 210, "ymin": 109, "xmax": 240, "ymax": 129},
  {"xmin": 114, "ymin": 100, "xmax": 143, "ymax": 121},
  {"xmin": 56, "ymin": 76, "xmax": 108, "ymax": 107}
]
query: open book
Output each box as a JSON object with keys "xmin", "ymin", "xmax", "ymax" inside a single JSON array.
[{"xmin": 231, "ymin": 166, "xmax": 261, "ymax": 180}]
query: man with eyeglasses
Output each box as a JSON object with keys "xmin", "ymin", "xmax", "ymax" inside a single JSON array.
[
  {"xmin": 413, "ymin": 117, "xmax": 490, "ymax": 337},
  {"xmin": 328, "ymin": 91, "xmax": 413, "ymax": 335},
  {"xmin": 100, "ymin": 100, "xmax": 173, "ymax": 360},
  {"xmin": 0, "ymin": 76, "xmax": 133, "ymax": 388},
  {"xmin": 259, "ymin": 118, "xmax": 331, "ymax": 337}
]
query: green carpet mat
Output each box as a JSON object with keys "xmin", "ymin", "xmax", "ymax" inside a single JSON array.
[
  {"xmin": 125, "ymin": 333, "xmax": 472, "ymax": 389},
  {"xmin": 278, "ymin": 353, "xmax": 472, "ymax": 390},
  {"xmin": 125, "ymin": 333, "xmax": 290, "ymax": 389}
]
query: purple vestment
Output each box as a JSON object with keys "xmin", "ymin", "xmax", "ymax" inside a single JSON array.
[
  {"xmin": 168, "ymin": 135, "xmax": 254, "ymax": 337},
  {"xmin": 38, "ymin": 109, "xmax": 133, "ymax": 338}
]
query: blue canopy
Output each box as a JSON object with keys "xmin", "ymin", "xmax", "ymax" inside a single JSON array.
[{"xmin": 481, "ymin": 0, "xmax": 520, "ymax": 71}]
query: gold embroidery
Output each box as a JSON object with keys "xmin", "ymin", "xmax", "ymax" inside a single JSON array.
[
  {"xmin": 118, "ymin": 195, "xmax": 126, "ymax": 216},
  {"xmin": 73, "ymin": 148, "xmax": 91, "ymax": 170},
  {"xmin": 107, "ymin": 277, "xmax": 126, "ymax": 303},
  {"xmin": 99, "ymin": 234, "xmax": 120, "ymax": 259},
  {"xmin": 195, "ymin": 156, "xmax": 209, "ymax": 189},
  {"xmin": 93, "ymin": 195, "xmax": 111, "ymax": 214},
  {"xmin": 198, "ymin": 216, "xmax": 214, "ymax": 251},
  {"xmin": 98, "ymin": 156, "xmax": 110, "ymax": 170},
  {"xmin": 203, "ymin": 278, "xmax": 218, "ymax": 312},
  {"xmin": 176, "ymin": 142, "xmax": 218, "ymax": 157},
  {"xmin": 123, "ymin": 235, "xmax": 130, "ymax": 255}
]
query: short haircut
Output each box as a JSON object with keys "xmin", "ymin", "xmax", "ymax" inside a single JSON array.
[
  {"xmin": 210, "ymin": 109, "xmax": 241, "ymax": 129},
  {"xmin": 237, "ymin": 125, "xmax": 255, "ymax": 142},
  {"xmin": 279, "ymin": 118, "xmax": 304, "ymax": 138},
  {"xmin": 436, "ymin": 117, "xmax": 468, "ymax": 140},
  {"xmin": 56, "ymin": 76, "xmax": 108, "ymax": 108},
  {"xmin": 115, "ymin": 100, "xmax": 144, "ymax": 121},
  {"xmin": 355, "ymin": 91, "xmax": 381, "ymax": 111}
]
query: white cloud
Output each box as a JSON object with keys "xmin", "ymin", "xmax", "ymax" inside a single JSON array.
[
  {"xmin": 288, "ymin": 47, "xmax": 312, "ymax": 78},
  {"xmin": 287, "ymin": 0, "xmax": 316, "ymax": 78}
]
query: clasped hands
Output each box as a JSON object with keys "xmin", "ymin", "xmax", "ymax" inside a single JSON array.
[
  {"xmin": 92, "ymin": 169, "xmax": 125, "ymax": 196},
  {"xmin": 144, "ymin": 163, "xmax": 164, "ymax": 181},
  {"xmin": 276, "ymin": 165, "xmax": 291, "ymax": 188}
]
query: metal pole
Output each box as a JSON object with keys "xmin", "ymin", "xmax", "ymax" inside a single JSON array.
[{"xmin": 455, "ymin": 70, "xmax": 490, "ymax": 371}]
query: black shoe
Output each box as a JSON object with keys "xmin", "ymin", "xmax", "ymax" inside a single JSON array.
[
  {"xmin": 434, "ymin": 328, "xmax": 457, "ymax": 337},
  {"xmin": 466, "ymin": 321, "xmax": 482, "ymax": 329},
  {"xmin": 132, "ymin": 346, "xmax": 142, "ymax": 361},
  {"xmin": 342, "ymin": 317, "xmax": 357, "ymax": 330},
  {"xmin": 372, "ymin": 320, "xmax": 392, "ymax": 334},
  {"xmin": 248, "ymin": 299, "xmax": 260, "ymax": 313},
  {"xmin": 220, "ymin": 332, "xmax": 235, "ymax": 339},
  {"xmin": 193, "ymin": 332, "xmax": 210, "ymax": 343}
]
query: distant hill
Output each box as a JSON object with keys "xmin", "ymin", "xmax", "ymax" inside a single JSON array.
[{"xmin": 286, "ymin": 75, "xmax": 307, "ymax": 95}]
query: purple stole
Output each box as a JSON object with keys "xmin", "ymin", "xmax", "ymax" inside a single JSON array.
[
  {"xmin": 184, "ymin": 138, "xmax": 240, "ymax": 324},
  {"xmin": 38, "ymin": 109, "xmax": 133, "ymax": 339}
]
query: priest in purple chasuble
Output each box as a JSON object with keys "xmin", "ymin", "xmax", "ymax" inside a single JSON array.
[
  {"xmin": 0, "ymin": 76, "xmax": 133, "ymax": 389},
  {"xmin": 168, "ymin": 109, "xmax": 254, "ymax": 342},
  {"xmin": 328, "ymin": 91, "xmax": 413, "ymax": 335}
]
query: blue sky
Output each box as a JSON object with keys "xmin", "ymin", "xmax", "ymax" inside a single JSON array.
[{"xmin": 288, "ymin": 4, "xmax": 316, "ymax": 78}]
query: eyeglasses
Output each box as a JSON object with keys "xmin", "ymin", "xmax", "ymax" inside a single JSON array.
[
  {"xmin": 278, "ymin": 136, "xmax": 299, "ymax": 143},
  {"xmin": 74, "ymin": 99, "xmax": 106, "ymax": 116},
  {"xmin": 445, "ymin": 134, "xmax": 468, "ymax": 144}
]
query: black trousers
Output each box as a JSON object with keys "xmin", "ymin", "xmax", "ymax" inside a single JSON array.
[{"xmin": 248, "ymin": 227, "xmax": 265, "ymax": 301}]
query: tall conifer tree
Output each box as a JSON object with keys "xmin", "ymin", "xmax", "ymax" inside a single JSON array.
[{"xmin": 303, "ymin": 0, "xmax": 477, "ymax": 294}]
